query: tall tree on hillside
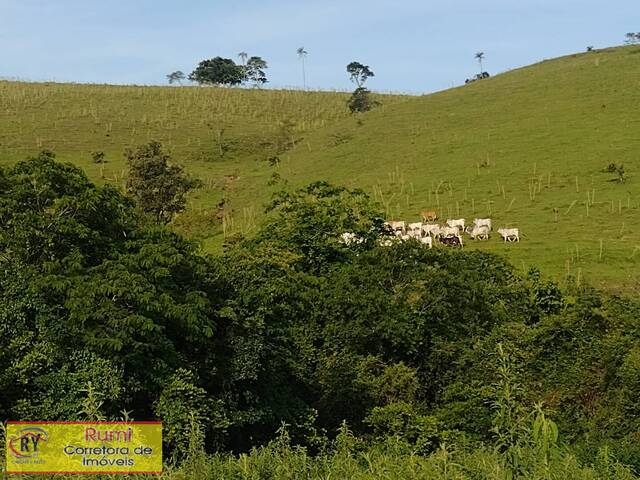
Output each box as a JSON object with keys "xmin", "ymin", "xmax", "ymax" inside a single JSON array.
[
  {"xmin": 189, "ymin": 57, "xmax": 245, "ymax": 86},
  {"xmin": 346, "ymin": 62, "xmax": 375, "ymax": 87},
  {"xmin": 345, "ymin": 61, "xmax": 378, "ymax": 113},
  {"xmin": 297, "ymin": 47, "xmax": 308, "ymax": 89},
  {"xmin": 245, "ymin": 56, "xmax": 269, "ymax": 87},
  {"xmin": 166, "ymin": 71, "xmax": 186, "ymax": 85},
  {"xmin": 125, "ymin": 141, "xmax": 202, "ymax": 224},
  {"xmin": 238, "ymin": 51, "xmax": 248, "ymax": 65},
  {"xmin": 475, "ymin": 52, "xmax": 485, "ymax": 74}
]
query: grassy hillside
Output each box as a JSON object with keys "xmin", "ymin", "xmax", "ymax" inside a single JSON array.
[
  {"xmin": 0, "ymin": 81, "xmax": 406, "ymax": 241},
  {"xmin": 245, "ymin": 45, "xmax": 640, "ymax": 292},
  {"xmin": 1, "ymin": 45, "xmax": 639, "ymax": 291}
]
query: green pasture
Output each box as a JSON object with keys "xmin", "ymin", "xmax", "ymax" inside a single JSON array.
[{"xmin": 1, "ymin": 45, "xmax": 639, "ymax": 291}]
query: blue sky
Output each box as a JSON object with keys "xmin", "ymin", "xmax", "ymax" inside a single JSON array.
[{"xmin": 1, "ymin": 0, "xmax": 637, "ymax": 93}]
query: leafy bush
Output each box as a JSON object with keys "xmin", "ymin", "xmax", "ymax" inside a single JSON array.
[
  {"xmin": 90, "ymin": 151, "xmax": 106, "ymax": 163},
  {"xmin": 347, "ymin": 87, "xmax": 379, "ymax": 113},
  {"xmin": 155, "ymin": 369, "xmax": 230, "ymax": 458},
  {"xmin": 125, "ymin": 141, "xmax": 202, "ymax": 224}
]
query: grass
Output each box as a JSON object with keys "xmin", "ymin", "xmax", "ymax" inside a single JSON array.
[
  {"xmin": 2, "ymin": 438, "xmax": 638, "ymax": 479},
  {"xmin": 2, "ymin": 445, "xmax": 638, "ymax": 480},
  {"xmin": 1, "ymin": 45, "xmax": 640, "ymax": 291}
]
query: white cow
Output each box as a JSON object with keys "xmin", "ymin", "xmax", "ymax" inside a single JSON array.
[
  {"xmin": 386, "ymin": 221, "xmax": 406, "ymax": 233},
  {"xmin": 446, "ymin": 218, "xmax": 465, "ymax": 231},
  {"xmin": 419, "ymin": 236, "xmax": 433, "ymax": 249},
  {"xmin": 421, "ymin": 223, "xmax": 440, "ymax": 237},
  {"xmin": 473, "ymin": 218, "xmax": 492, "ymax": 231},
  {"xmin": 497, "ymin": 228, "xmax": 520, "ymax": 242},
  {"xmin": 440, "ymin": 226, "xmax": 462, "ymax": 239},
  {"xmin": 407, "ymin": 222, "xmax": 423, "ymax": 237},
  {"xmin": 466, "ymin": 225, "xmax": 490, "ymax": 240}
]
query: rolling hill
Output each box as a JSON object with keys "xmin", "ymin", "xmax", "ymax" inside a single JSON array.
[{"xmin": 1, "ymin": 45, "xmax": 639, "ymax": 291}]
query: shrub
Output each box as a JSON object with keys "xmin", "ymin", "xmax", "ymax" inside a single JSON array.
[
  {"xmin": 125, "ymin": 141, "xmax": 202, "ymax": 224},
  {"xmin": 155, "ymin": 369, "xmax": 230, "ymax": 459},
  {"xmin": 347, "ymin": 87, "xmax": 379, "ymax": 113},
  {"xmin": 91, "ymin": 151, "xmax": 106, "ymax": 163}
]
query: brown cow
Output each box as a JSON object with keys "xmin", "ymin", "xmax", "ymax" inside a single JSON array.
[{"xmin": 420, "ymin": 210, "xmax": 438, "ymax": 222}]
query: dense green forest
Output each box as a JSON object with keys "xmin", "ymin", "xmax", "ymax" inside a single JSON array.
[{"xmin": 2, "ymin": 152, "xmax": 640, "ymax": 479}]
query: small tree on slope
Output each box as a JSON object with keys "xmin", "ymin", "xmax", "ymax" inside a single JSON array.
[{"xmin": 125, "ymin": 141, "xmax": 201, "ymax": 224}]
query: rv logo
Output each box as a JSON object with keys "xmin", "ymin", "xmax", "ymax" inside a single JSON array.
[{"xmin": 8, "ymin": 427, "xmax": 49, "ymax": 458}]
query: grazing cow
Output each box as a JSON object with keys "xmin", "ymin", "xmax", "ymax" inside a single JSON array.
[
  {"xmin": 339, "ymin": 232, "xmax": 364, "ymax": 245},
  {"xmin": 439, "ymin": 226, "xmax": 461, "ymax": 239},
  {"xmin": 386, "ymin": 220, "xmax": 406, "ymax": 233},
  {"xmin": 420, "ymin": 236, "xmax": 433, "ymax": 249},
  {"xmin": 497, "ymin": 228, "xmax": 520, "ymax": 242},
  {"xmin": 446, "ymin": 218, "xmax": 465, "ymax": 231},
  {"xmin": 473, "ymin": 218, "xmax": 492, "ymax": 231},
  {"xmin": 439, "ymin": 235, "xmax": 462, "ymax": 247},
  {"xmin": 420, "ymin": 210, "xmax": 438, "ymax": 222},
  {"xmin": 407, "ymin": 222, "xmax": 423, "ymax": 237},
  {"xmin": 466, "ymin": 225, "xmax": 490, "ymax": 240},
  {"xmin": 421, "ymin": 223, "xmax": 440, "ymax": 237},
  {"xmin": 439, "ymin": 226, "xmax": 463, "ymax": 247}
]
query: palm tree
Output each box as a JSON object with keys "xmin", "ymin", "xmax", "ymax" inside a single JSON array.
[
  {"xmin": 475, "ymin": 52, "xmax": 485, "ymax": 75},
  {"xmin": 297, "ymin": 47, "xmax": 308, "ymax": 89},
  {"xmin": 238, "ymin": 52, "xmax": 248, "ymax": 66}
]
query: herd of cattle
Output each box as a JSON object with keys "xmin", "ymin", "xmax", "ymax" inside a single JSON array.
[{"xmin": 340, "ymin": 212, "xmax": 520, "ymax": 249}]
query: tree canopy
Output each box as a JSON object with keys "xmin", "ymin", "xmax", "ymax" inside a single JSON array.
[
  {"xmin": 189, "ymin": 57, "xmax": 245, "ymax": 86},
  {"xmin": 188, "ymin": 56, "xmax": 269, "ymax": 87},
  {"xmin": 0, "ymin": 152, "xmax": 218, "ymax": 430},
  {"xmin": 166, "ymin": 70, "xmax": 186, "ymax": 85},
  {"xmin": 346, "ymin": 61, "xmax": 375, "ymax": 87},
  {"xmin": 125, "ymin": 141, "xmax": 201, "ymax": 224},
  {"xmin": 245, "ymin": 56, "xmax": 268, "ymax": 86}
]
